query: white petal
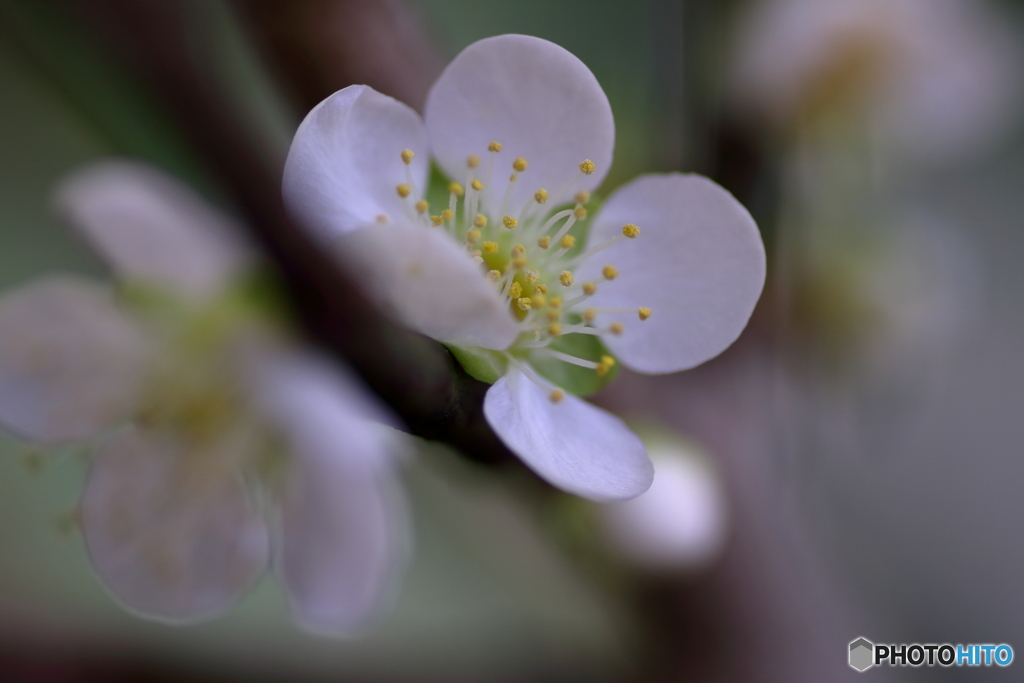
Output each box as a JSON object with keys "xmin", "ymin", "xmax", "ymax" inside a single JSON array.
[
  {"xmin": 283, "ymin": 85, "xmax": 430, "ymax": 237},
  {"xmin": 335, "ymin": 223, "xmax": 519, "ymax": 349},
  {"xmin": 483, "ymin": 367, "xmax": 652, "ymax": 502},
  {"xmin": 80, "ymin": 427, "xmax": 270, "ymax": 622},
  {"xmin": 579, "ymin": 174, "xmax": 765, "ymax": 373},
  {"xmin": 600, "ymin": 439, "xmax": 727, "ymax": 570},
  {"xmin": 0, "ymin": 277, "xmax": 148, "ymax": 444},
  {"xmin": 424, "ymin": 35, "xmax": 615, "ymax": 215},
  {"xmin": 275, "ymin": 449, "xmax": 409, "ymax": 637},
  {"xmin": 258, "ymin": 353, "xmax": 410, "ymax": 636},
  {"xmin": 55, "ymin": 161, "xmax": 251, "ymax": 299}
]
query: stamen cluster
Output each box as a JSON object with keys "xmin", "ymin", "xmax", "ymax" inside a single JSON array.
[{"xmin": 389, "ymin": 143, "xmax": 652, "ymax": 401}]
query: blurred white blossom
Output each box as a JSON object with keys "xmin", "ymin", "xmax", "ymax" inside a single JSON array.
[
  {"xmin": 0, "ymin": 162, "xmax": 410, "ymax": 636},
  {"xmin": 283, "ymin": 34, "xmax": 766, "ymax": 502},
  {"xmin": 729, "ymin": 0, "xmax": 1022, "ymax": 162},
  {"xmin": 600, "ymin": 434, "xmax": 727, "ymax": 571}
]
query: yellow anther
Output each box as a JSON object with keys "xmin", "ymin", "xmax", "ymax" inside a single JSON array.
[
  {"xmin": 503, "ymin": 215, "xmax": 518, "ymax": 229},
  {"xmin": 471, "ymin": 179, "xmax": 484, "ymax": 191},
  {"xmin": 531, "ymin": 294, "xmax": 547, "ymax": 308},
  {"xmin": 449, "ymin": 182, "xmax": 465, "ymax": 196},
  {"xmin": 537, "ymin": 235, "xmax": 552, "ymax": 249},
  {"xmin": 534, "ymin": 283, "xmax": 548, "ymax": 295},
  {"xmin": 376, "ymin": 214, "xmax": 389, "ymax": 224},
  {"xmin": 524, "ymin": 269, "xmax": 540, "ymax": 284},
  {"xmin": 547, "ymin": 323, "xmax": 562, "ymax": 337},
  {"xmin": 602, "ymin": 264, "xmax": 619, "ymax": 280},
  {"xmin": 559, "ymin": 271, "xmax": 574, "ymax": 287},
  {"xmin": 396, "ymin": 183, "xmax": 411, "ymax": 198},
  {"xmin": 509, "ymin": 173, "xmax": 518, "ymax": 182},
  {"xmin": 549, "ymin": 296, "xmax": 562, "ymax": 308},
  {"xmin": 430, "ymin": 215, "xmax": 443, "ymax": 226},
  {"xmin": 488, "ymin": 141, "xmax": 502, "ymax": 152},
  {"xmin": 510, "ymin": 244, "xmax": 526, "ymax": 258},
  {"xmin": 469, "ymin": 249, "xmax": 483, "ymax": 263},
  {"xmin": 467, "ymin": 229, "xmax": 481, "ymax": 242},
  {"xmin": 545, "ymin": 309, "xmax": 560, "ymax": 321},
  {"xmin": 488, "ymin": 269, "xmax": 502, "ymax": 282},
  {"xmin": 441, "ymin": 208, "xmax": 454, "ymax": 221},
  {"xmin": 622, "ymin": 223, "xmax": 640, "ymax": 238},
  {"xmin": 513, "ymin": 156, "xmax": 528, "ymax": 172},
  {"xmin": 573, "ymin": 206, "xmax": 588, "ymax": 220},
  {"xmin": 512, "ymin": 256, "xmax": 528, "ymax": 269},
  {"xmin": 516, "ymin": 297, "xmax": 532, "ymax": 311},
  {"xmin": 509, "ymin": 282, "xmax": 522, "ymax": 298},
  {"xmin": 482, "ymin": 241, "xmax": 498, "ymax": 253},
  {"xmin": 574, "ymin": 190, "xmax": 590, "ymax": 204},
  {"xmin": 401, "ymin": 149, "xmax": 415, "ymax": 165},
  {"xmin": 609, "ymin": 322, "xmax": 625, "ymax": 335},
  {"xmin": 596, "ymin": 355, "xmax": 616, "ymax": 377},
  {"xmin": 638, "ymin": 307, "xmax": 652, "ymax": 321},
  {"xmin": 579, "ymin": 159, "xmax": 596, "ymax": 175},
  {"xmin": 467, "ymin": 154, "xmax": 481, "ymax": 168},
  {"xmin": 473, "ymin": 213, "xmax": 487, "ymax": 228},
  {"xmin": 549, "ymin": 388, "xmax": 565, "ymax": 404},
  {"xmin": 583, "ymin": 308, "xmax": 597, "ymax": 322},
  {"xmin": 534, "ymin": 188, "xmax": 549, "ymax": 204},
  {"xmin": 582, "ymin": 281, "xmax": 597, "ymax": 295},
  {"xmin": 560, "ymin": 235, "xmax": 576, "ymax": 249},
  {"xmin": 415, "ymin": 200, "xmax": 429, "ymax": 214}
]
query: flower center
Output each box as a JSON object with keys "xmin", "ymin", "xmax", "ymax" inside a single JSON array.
[{"xmin": 390, "ymin": 144, "xmax": 652, "ymax": 401}]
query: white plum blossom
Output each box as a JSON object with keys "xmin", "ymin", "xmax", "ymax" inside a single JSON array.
[
  {"xmin": 0, "ymin": 162, "xmax": 409, "ymax": 636},
  {"xmin": 283, "ymin": 35, "xmax": 766, "ymax": 502},
  {"xmin": 599, "ymin": 435, "xmax": 728, "ymax": 571},
  {"xmin": 728, "ymin": 0, "xmax": 1023, "ymax": 162}
]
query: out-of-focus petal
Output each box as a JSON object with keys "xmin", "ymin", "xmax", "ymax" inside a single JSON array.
[
  {"xmin": 424, "ymin": 35, "xmax": 615, "ymax": 215},
  {"xmin": 257, "ymin": 352, "xmax": 410, "ymax": 637},
  {"xmin": 283, "ymin": 85, "xmax": 430, "ymax": 237},
  {"xmin": 579, "ymin": 174, "xmax": 765, "ymax": 373},
  {"xmin": 0, "ymin": 276, "xmax": 148, "ymax": 444},
  {"xmin": 55, "ymin": 161, "xmax": 251, "ymax": 299},
  {"xmin": 80, "ymin": 427, "xmax": 270, "ymax": 622},
  {"xmin": 483, "ymin": 367, "xmax": 652, "ymax": 502},
  {"xmin": 335, "ymin": 223, "xmax": 519, "ymax": 350},
  {"xmin": 600, "ymin": 439, "xmax": 728, "ymax": 570}
]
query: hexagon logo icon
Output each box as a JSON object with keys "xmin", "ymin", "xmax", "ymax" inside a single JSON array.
[{"xmin": 849, "ymin": 637, "xmax": 875, "ymax": 672}]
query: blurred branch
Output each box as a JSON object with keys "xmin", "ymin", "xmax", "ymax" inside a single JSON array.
[
  {"xmin": 62, "ymin": 0, "xmax": 514, "ymax": 464},
  {"xmin": 233, "ymin": 0, "xmax": 444, "ymax": 114}
]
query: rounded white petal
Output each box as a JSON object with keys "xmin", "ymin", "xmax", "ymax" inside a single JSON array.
[
  {"xmin": 483, "ymin": 367, "xmax": 652, "ymax": 502},
  {"xmin": 335, "ymin": 223, "xmax": 519, "ymax": 349},
  {"xmin": 579, "ymin": 174, "xmax": 765, "ymax": 373},
  {"xmin": 600, "ymin": 440, "xmax": 727, "ymax": 570},
  {"xmin": 55, "ymin": 161, "xmax": 251, "ymax": 299},
  {"xmin": 275, "ymin": 449, "xmax": 410, "ymax": 637},
  {"xmin": 283, "ymin": 85, "xmax": 430, "ymax": 237},
  {"xmin": 80, "ymin": 428, "xmax": 270, "ymax": 622},
  {"xmin": 258, "ymin": 353, "xmax": 410, "ymax": 636},
  {"xmin": 0, "ymin": 277, "xmax": 148, "ymax": 444},
  {"xmin": 424, "ymin": 35, "xmax": 615, "ymax": 215}
]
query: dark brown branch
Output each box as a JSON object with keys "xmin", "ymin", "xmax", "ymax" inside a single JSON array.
[
  {"xmin": 66, "ymin": 0, "xmax": 513, "ymax": 464},
  {"xmin": 233, "ymin": 0, "xmax": 444, "ymax": 114}
]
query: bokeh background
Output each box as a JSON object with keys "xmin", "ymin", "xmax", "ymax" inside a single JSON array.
[{"xmin": 1, "ymin": 0, "xmax": 1023, "ymax": 680}]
